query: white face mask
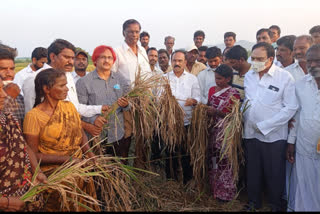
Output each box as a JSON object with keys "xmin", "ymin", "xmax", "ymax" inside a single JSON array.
[
  {"xmin": 3, "ymin": 80, "xmax": 13, "ymax": 86},
  {"xmin": 251, "ymin": 60, "xmax": 268, "ymax": 73}
]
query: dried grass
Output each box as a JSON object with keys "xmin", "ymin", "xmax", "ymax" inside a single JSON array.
[
  {"xmin": 20, "ymin": 138, "xmax": 157, "ymax": 212},
  {"xmin": 215, "ymin": 98, "xmax": 249, "ymax": 183},
  {"xmin": 156, "ymin": 78, "xmax": 186, "ymax": 153},
  {"xmin": 187, "ymin": 103, "xmax": 210, "ymax": 192}
]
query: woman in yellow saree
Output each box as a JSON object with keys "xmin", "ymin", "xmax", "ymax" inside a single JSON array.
[{"xmin": 23, "ymin": 68, "xmax": 99, "ymax": 211}]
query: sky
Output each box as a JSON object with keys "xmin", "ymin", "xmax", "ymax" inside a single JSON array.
[{"xmin": 1, "ymin": 0, "xmax": 319, "ymax": 57}]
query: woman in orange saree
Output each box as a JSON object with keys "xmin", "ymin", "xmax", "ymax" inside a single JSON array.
[{"xmin": 23, "ymin": 68, "xmax": 99, "ymax": 211}]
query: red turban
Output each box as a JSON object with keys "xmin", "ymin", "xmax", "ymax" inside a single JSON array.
[{"xmin": 92, "ymin": 45, "xmax": 117, "ymax": 66}]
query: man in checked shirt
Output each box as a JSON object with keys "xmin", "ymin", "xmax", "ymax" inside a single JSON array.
[{"xmin": 0, "ymin": 44, "xmax": 25, "ymax": 127}]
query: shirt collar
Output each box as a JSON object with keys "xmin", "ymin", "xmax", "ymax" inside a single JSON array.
[
  {"xmin": 26, "ymin": 64, "xmax": 34, "ymax": 73},
  {"xmin": 93, "ymin": 69, "xmax": 115, "ymax": 80},
  {"xmin": 306, "ymin": 74, "xmax": 313, "ymax": 82},
  {"xmin": 266, "ymin": 64, "xmax": 276, "ymax": 77}
]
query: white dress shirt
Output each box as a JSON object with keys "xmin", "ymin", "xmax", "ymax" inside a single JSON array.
[
  {"xmin": 197, "ymin": 67, "xmax": 216, "ymax": 104},
  {"xmin": 288, "ymin": 74, "xmax": 320, "ymax": 159},
  {"xmin": 164, "ymin": 70, "xmax": 201, "ymax": 126},
  {"xmin": 22, "ymin": 66, "xmax": 102, "ymax": 117},
  {"xmin": 71, "ymin": 70, "xmax": 89, "ymax": 84},
  {"xmin": 275, "ymin": 60, "xmax": 305, "ymax": 82},
  {"xmin": 243, "ymin": 64, "xmax": 298, "ymax": 142},
  {"xmin": 14, "ymin": 63, "xmax": 50, "ymax": 95},
  {"xmin": 112, "ymin": 42, "xmax": 151, "ymax": 84}
]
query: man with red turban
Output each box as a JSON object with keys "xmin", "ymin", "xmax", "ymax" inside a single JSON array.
[{"xmin": 76, "ymin": 45, "xmax": 131, "ymax": 158}]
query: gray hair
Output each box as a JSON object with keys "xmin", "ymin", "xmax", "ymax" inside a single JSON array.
[{"xmin": 165, "ymin": 36, "xmax": 175, "ymax": 42}]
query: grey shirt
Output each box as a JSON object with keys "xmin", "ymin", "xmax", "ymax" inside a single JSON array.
[{"xmin": 76, "ymin": 70, "xmax": 131, "ymax": 143}]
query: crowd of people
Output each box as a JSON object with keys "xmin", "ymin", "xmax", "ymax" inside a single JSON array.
[{"xmin": 0, "ymin": 18, "xmax": 320, "ymax": 212}]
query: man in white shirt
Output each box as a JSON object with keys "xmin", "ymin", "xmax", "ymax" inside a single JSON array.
[
  {"xmin": 276, "ymin": 35, "xmax": 305, "ymax": 82},
  {"xmin": 293, "ymin": 35, "xmax": 313, "ymax": 74},
  {"xmin": 243, "ymin": 42, "xmax": 298, "ymax": 211},
  {"xmin": 164, "ymin": 50, "xmax": 201, "ymax": 184},
  {"xmin": 14, "ymin": 47, "xmax": 48, "ymax": 95},
  {"xmin": 197, "ymin": 46, "xmax": 222, "ymax": 104},
  {"xmin": 147, "ymin": 47, "xmax": 162, "ymax": 75},
  {"xmin": 112, "ymin": 19, "xmax": 151, "ymax": 85},
  {"xmin": 286, "ymin": 44, "xmax": 320, "ymax": 212},
  {"xmin": 71, "ymin": 50, "xmax": 89, "ymax": 83},
  {"xmin": 22, "ymin": 39, "xmax": 109, "ymax": 136}
]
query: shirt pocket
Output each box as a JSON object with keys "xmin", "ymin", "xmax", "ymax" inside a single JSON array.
[{"xmin": 260, "ymin": 88, "xmax": 281, "ymax": 106}]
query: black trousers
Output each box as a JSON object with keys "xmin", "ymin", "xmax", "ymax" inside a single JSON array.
[
  {"xmin": 245, "ymin": 138, "xmax": 286, "ymax": 210},
  {"xmin": 165, "ymin": 126, "xmax": 192, "ymax": 184}
]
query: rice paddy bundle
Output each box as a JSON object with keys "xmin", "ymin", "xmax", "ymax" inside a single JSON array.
[
  {"xmin": 215, "ymin": 98, "xmax": 249, "ymax": 183},
  {"xmin": 187, "ymin": 103, "xmax": 210, "ymax": 191},
  {"xmin": 156, "ymin": 78, "xmax": 186, "ymax": 153},
  {"xmin": 20, "ymin": 137, "xmax": 154, "ymax": 212}
]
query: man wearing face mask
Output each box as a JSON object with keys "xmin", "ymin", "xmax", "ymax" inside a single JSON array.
[
  {"xmin": 286, "ymin": 44, "xmax": 320, "ymax": 212},
  {"xmin": 243, "ymin": 42, "xmax": 298, "ymax": 211},
  {"xmin": 197, "ymin": 46, "xmax": 221, "ymax": 104}
]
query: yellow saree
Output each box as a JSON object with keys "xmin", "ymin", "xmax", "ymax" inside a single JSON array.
[{"xmin": 24, "ymin": 101, "xmax": 99, "ymax": 211}]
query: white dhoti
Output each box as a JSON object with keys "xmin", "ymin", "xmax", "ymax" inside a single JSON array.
[{"xmin": 287, "ymin": 152, "xmax": 320, "ymax": 211}]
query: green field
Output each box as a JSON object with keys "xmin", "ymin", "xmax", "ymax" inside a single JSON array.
[{"xmin": 15, "ymin": 60, "xmax": 95, "ymax": 73}]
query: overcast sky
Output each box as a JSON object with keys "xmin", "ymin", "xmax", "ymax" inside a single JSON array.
[{"xmin": 2, "ymin": 0, "xmax": 319, "ymax": 57}]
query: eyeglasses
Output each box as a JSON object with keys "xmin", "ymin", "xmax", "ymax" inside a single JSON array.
[{"xmin": 98, "ymin": 56, "xmax": 114, "ymax": 61}]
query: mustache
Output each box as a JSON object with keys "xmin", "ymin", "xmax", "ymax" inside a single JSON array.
[{"xmin": 174, "ymin": 65, "xmax": 181, "ymax": 68}]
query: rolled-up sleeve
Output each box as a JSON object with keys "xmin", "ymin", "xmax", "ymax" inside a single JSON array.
[{"xmin": 76, "ymin": 78, "xmax": 99, "ymax": 124}]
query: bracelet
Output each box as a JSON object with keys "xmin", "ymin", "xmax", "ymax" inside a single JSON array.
[{"xmin": 6, "ymin": 196, "xmax": 9, "ymax": 210}]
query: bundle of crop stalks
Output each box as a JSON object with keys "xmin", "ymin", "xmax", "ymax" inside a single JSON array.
[
  {"xmin": 95, "ymin": 68, "xmax": 163, "ymax": 169},
  {"xmin": 215, "ymin": 98, "xmax": 249, "ymax": 183},
  {"xmin": 20, "ymin": 140, "xmax": 152, "ymax": 212},
  {"xmin": 156, "ymin": 78, "xmax": 186, "ymax": 153},
  {"xmin": 187, "ymin": 103, "xmax": 210, "ymax": 191}
]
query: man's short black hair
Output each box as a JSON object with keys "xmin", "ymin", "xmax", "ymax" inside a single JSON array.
[
  {"xmin": 194, "ymin": 30, "xmax": 205, "ymax": 39},
  {"xmin": 172, "ymin": 49, "xmax": 186, "ymax": 60},
  {"xmin": 47, "ymin": 39, "xmax": 76, "ymax": 64},
  {"xmin": 140, "ymin": 31, "xmax": 150, "ymax": 40},
  {"xmin": 0, "ymin": 44, "xmax": 17, "ymax": 60},
  {"xmin": 224, "ymin": 32, "xmax": 236, "ymax": 40},
  {"xmin": 256, "ymin": 28, "xmax": 273, "ymax": 39},
  {"xmin": 225, "ymin": 45, "xmax": 248, "ymax": 61},
  {"xmin": 205, "ymin": 46, "xmax": 222, "ymax": 59},
  {"xmin": 122, "ymin": 19, "xmax": 141, "ymax": 34},
  {"xmin": 158, "ymin": 49, "xmax": 170, "ymax": 58},
  {"xmin": 198, "ymin": 46, "xmax": 208, "ymax": 52},
  {"xmin": 31, "ymin": 47, "xmax": 48, "ymax": 60},
  {"xmin": 276, "ymin": 35, "xmax": 297, "ymax": 51},
  {"xmin": 147, "ymin": 47, "xmax": 157, "ymax": 54},
  {"xmin": 309, "ymin": 25, "xmax": 320, "ymax": 34},
  {"xmin": 269, "ymin": 25, "xmax": 281, "ymax": 35},
  {"xmin": 252, "ymin": 42, "xmax": 275, "ymax": 58}
]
